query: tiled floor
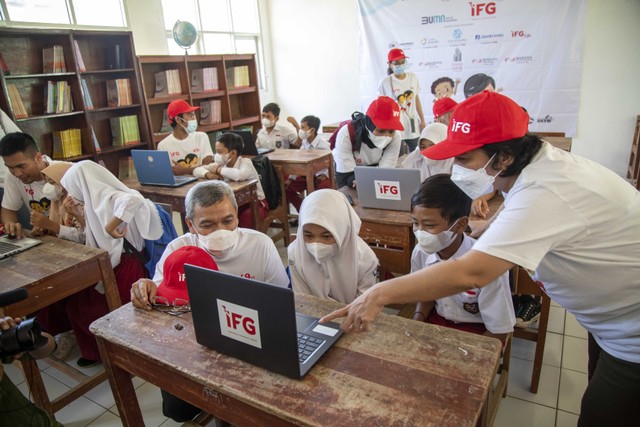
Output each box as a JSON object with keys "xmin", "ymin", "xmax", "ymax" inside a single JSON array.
[{"xmin": 6, "ymin": 235, "xmax": 588, "ymax": 426}]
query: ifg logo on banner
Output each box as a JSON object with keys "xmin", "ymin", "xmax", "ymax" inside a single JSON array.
[
  {"xmin": 374, "ymin": 180, "xmax": 401, "ymax": 200},
  {"xmin": 217, "ymin": 299, "xmax": 262, "ymax": 349}
]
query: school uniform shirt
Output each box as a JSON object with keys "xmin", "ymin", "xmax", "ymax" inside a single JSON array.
[
  {"xmin": 402, "ymin": 147, "xmax": 454, "ymax": 181},
  {"xmin": 411, "ymin": 234, "xmax": 514, "ymax": 334},
  {"xmin": 288, "ymin": 189, "xmax": 378, "ymax": 304},
  {"xmin": 332, "ymin": 125, "xmax": 401, "ymax": 174},
  {"xmin": 473, "ymin": 142, "xmax": 640, "ymax": 363},
  {"xmin": 290, "ymin": 135, "xmax": 330, "ymax": 179},
  {"xmin": 255, "ymin": 123, "xmax": 297, "ymax": 150},
  {"xmin": 378, "ymin": 72, "xmax": 421, "ymax": 140},
  {"xmin": 0, "ymin": 109, "xmax": 22, "ymax": 187},
  {"xmin": 193, "ymin": 156, "xmax": 266, "ymax": 201},
  {"xmin": 157, "ymin": 132, "xmax": 213, "ymax": 167},
  {"xmin": 152, "ymin": 230, "xmax": 289, "ymax": 288},
  {"xmin": 1, "ymin": 155, "xmax": 56, "ymax": 216}
]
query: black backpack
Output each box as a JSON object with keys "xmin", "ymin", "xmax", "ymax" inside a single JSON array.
[{"xmin": 251, "ymin": 155, "xmax": 281, "ymax": 210}]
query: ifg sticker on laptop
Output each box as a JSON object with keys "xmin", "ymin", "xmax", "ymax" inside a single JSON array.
[
  {"xmin": 217, "ymin": 299, "xmax": 262, "ymax": 349},
  {"xmin": 374, "ymin": 180, "xmax": 401, "ymax": 200}
]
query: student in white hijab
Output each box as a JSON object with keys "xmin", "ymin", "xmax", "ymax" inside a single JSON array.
[
  {"xmin": 402, "ymin": 122, "xmax": 453, "ymax": 181},
  {"xmin": 288, "ymin": 189, "xmax": 378, "ymax": 304}
]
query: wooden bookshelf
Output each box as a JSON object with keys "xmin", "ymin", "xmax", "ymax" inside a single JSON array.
[
  {"xmin": 137, "ymin": 54, "xmax": 261, "ymax": 147},
  {"xmin": 0, "ymin": 29, "xmax": 151, "ymax": 175}
]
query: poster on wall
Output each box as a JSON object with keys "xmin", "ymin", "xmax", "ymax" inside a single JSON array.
[{"xmin": 357, "ymin": 0, "xmax": 587, "ymax": 136}]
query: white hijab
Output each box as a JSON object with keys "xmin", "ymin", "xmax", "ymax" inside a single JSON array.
[
  {"xmin": 288, "ymin": 189, "xmax": 378, "ymax": 303},
  {"xmin": 60, "ymin": 161, "xmax": 162, "ymax": 267}
]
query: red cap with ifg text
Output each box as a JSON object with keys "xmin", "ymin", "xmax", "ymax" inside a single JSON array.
[
  {"xmin": 167, "ymin": 99, "xmax": 200, "ymax": 122},
  {"xmin": 387, "ymin": 48, "xmax": 408, "ymax": 63},
  {"xmin": 432, "ymin": 97, "xmax": 458, "ymax": 118},
  {"xmin": 366, "ymin": 96, "xmax": 404, "ymax": 131},
  {"xmin": 423, "ymin": 91, "xmax": 529, "ymax": 160},
  {"xmin": 156, "ymin": 246, "xmax": 218, "ymax": 303}
]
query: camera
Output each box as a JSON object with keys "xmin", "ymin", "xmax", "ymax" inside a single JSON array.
[{"xmin": 0, "ymin": 288, "xmax": 48, "ymax": 359}]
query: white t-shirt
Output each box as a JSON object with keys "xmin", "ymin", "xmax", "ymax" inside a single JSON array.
[
  {"xmin": 1, "ymin": 155, "xmax": 55, "ymax": 216},
  {"xmin": 291, "ymin": 135, "xmax": 330, "ymax": 179},
  {"xmin": 378, "ymin": 72, "xmax": 421, "ymax": 140},
  {"xmin": 411, "ymin": 234, "xmax": 515, "ymax": 334},
  {"xmin": 402, "ymin": 148, "xmax": 454, "ymax": 181},
  {"xmin": 474, "ymin": 142, "xmax": 640, "ymax": 362},
  {"xmin": 0, "ymin": 110, "xmax": 23, "ymax": 187},
  {"xmin": 192, "ymin": 156, "xmax": 266, "ymax": 201},
  {"xmin": 332, "ymin": 125, "xmax": 401, "ymax": 174},
  {"xmin": 256, "ymin": 123, "xmax": 296, "ymax": 150},
  {"xmin": 152, "ymin": 229, "xmax": 289, "ymax": 288},
  {"xmin": 157, "ymin": 132, "xmax": 213, "ymax": 167}
]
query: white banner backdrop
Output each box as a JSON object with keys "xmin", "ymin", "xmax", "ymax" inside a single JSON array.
[{"xmin": 357, "ymin": 0, "xmax": 587, "ymax": 136}]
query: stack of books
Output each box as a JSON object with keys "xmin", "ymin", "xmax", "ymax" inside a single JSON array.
[
  {"xmin": 80, "ymin": 79, "xmax": 93, "ymax": 110},
  {"xmin": 106, "ymin": 78, "xmax": 132, "ymax": 107},
  {"xmin": 43, "ymin": 45, "xmax": 67, "ymax": 73},
  {"xmin": 73, "ymin": 40, "xmax": 86, "ymax": 72},
  {"xmin": 226, "ymin": 65, "xmax": 250, "ymax": 88},
  {"xmin": 159, "ymin": 108, "xmax": 172, "ymax": 133},
  {"xmin": 52, "ymin": 128, "xmax": 82, "ymax": 159},
  {"xmin": 110, "ymin": 115, "xmax": 140, "ymax": 146},
  {"xmin": 7, "ymin": 84, "xmax": 28, "ymax": 118},
  {"xmin": 154, "ymin": 69, "xmax": 181, "ymax": 97},
  {"xmin": 44, "ymin": 81, "xmax": 73, "ymax": 114},
  {"xmin": 191, "ymin": 67, "xmax": 218, "ymax": 92},
  {"xmin": 199, "ymin": 99, "xmax": 222, "ymax": 125}
]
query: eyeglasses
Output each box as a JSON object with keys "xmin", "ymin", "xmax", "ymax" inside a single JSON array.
[{"xmin": 151, "ymin": 296, "xmax": 191, "ymax": 316}]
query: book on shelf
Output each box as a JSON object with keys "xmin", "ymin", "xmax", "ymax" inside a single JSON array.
[
  {"xmin": 106, "ymin": 78, "xmax": 132, "ymax": 107},
  {"xmin": 159, "ymin": 108, "xmax": 172, "ymax": 133},
  {"xmin": 44, "ymin": 81, "xmax": 73, "ymax": 114},
  {"xmin": 110, "ymin": 115, "xmax": 140, "ymax": 147},
  {"xmin": 154, "ymin": 69, "xmax": 181, "ymax": 98},
  {"xmin": 80, "ymin": 79, "xmax": 93, "ymax": 110},
  {"xmin": 118, "ymin": 156, "xmax": 136, "ymax": 180},
  {"xmin": 107, "ymin": 44, "xmax": 126, "ymax": 70},
  {"xmin": 73, "ymin": 40, "xmax": 86, "ymax": 72},
  {"xmin": 43, "ymin": 45, "xmax": 67, "ymax": 73},
  {"xmin": 226, "ymin": 65, "xmax": 250, "ymax": 89},
  {"xmin": 90, "ymin": 125, "xmax": 101, "ymax": 152},
  {"xmin": 7, "ymin": 84, "xmax": 28, "ymax": 119},
  {"xmin": 52, "ymin": 128, "xmax": 82, "ymax": 159},
  {"xmin": 0, "ymin": 52, "xmax": 10, "ymax": 75},
  {"xmin": 191, "ymin": 67, "xmax": 218, "ymax": 93},
  {"xmin": 199, "ymin": 99, "xmax": 222, "ymax": 125}
]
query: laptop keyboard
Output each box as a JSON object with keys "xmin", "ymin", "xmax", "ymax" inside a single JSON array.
[
  {"xmin": 297, "ymin": 332, "xmax": 325, "ymax": 364},
  {"xmin": 0, "ymin": 241, "xmax": 20, "ymax": 255}
]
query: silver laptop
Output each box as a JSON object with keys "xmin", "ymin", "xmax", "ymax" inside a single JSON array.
[
  {"xmin": 185, "ymin": 265, "xmax": 343, "ymax": 379},
  {"xmin": 131, "ymin": 150, "xmax": 197, "ymax": 187},
  {"xmin": 354, "ymin": 166, "xmax": 421, "ymax": 211},
  {"xmin": 0, "ymin": 235, "xmax": 41, "ymax": 260}
]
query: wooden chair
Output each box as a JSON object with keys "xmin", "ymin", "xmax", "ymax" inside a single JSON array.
[{"xmin": 257, "ymin": 164, "xmax": 291, "ymax": 246}]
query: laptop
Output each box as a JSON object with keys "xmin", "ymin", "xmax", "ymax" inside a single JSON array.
[
  {"xmin": 229, "ymin": 130, "xmax": 274, "ymax": 156},
  {"xmin": 0, "ymin": 235, "xmax": 41, "ymax": 260},
  {"xmin": 185, "ymin": 265, "xmax": 343, "ymax": 379},
  {"xmin": 131, "ymin": 150, "xmax": 197, "ymax": 187},
  {"xmin": 354, "ymin": 166, "xmax": 421, "ymax": 211}
]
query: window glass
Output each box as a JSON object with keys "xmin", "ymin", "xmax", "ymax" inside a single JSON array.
[
  {"xmin": 6, "ymin": 0, "xmax": 70, "ymax": 24},
  {"xmin": 202, "ymin": 33, "xmax": 233, "ymax": 54},
  {"xmin": 161, "ymin": 0, "xmax": 198, "ymax": 31},
  {"xmin": 230, "ymin": 0, "xmax": 258, "ymax": 33},
  {"xmin": 199, "ymin": 0, "xmax": 229, "ymax": 32},
  {"xmin": 73, "ymin": 0, "xmax": 125, "ymax": 27},
  {"xmin": 235, "ymin": 36, "xmax": 257, "ymax": 54}
]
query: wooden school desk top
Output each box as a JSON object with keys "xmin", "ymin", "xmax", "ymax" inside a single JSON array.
[
  {"xmin": 91, "ymin": 294, "xmax": 501, "ymax": 426},
  {"xmin": 265, "ymin": 148, "xmax": 332, "ymax": 163}
]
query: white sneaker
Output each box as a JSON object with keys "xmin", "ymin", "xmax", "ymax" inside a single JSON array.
[{"xmin": 51, "ymin": 331, "xmax": 77, "ymax": 361}]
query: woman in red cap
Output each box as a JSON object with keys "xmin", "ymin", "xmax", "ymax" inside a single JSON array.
[
  {"xmin": 324, "ymin": 91, "xmax": 640, "ymax": 427},
  {"xmin": 378, "ymin": 48, "xmax": 425, "ymax": 155}
]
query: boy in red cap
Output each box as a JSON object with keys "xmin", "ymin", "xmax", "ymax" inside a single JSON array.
[
  {"xmin": 432, "ymin": 97, "xmax": 457, "ymax": 126},
  {"xmin": 378, "ymin": 48, "xmax": 425, "ymax": 155},
  {"xmin": 323, "ymin": 90, "xmax": 640, "ymax": 427},
  {"xmin": 157, "ymin": 99, "xmax": 213, "ymax": 175},
  {"xmin": 332, "ymin": 96, "xmax": 403, "ymax": 188}
]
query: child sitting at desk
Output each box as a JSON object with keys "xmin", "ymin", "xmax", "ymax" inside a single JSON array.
[
  {"xmin": 193, "ymin": 132, "xmax": 268, "ymax": 228},
  {"xmin": 402, "ymin": 123, "xmax": 453, "ymax": 181},
  {"xmin": 288, "ymin": 189, "xmax": 378, "ymax": 304},
  {"xmin": 256, "ymin": 102, "xmax": 297, "ymax": 150},
  {"xmin": 410, "ymin": 174, "xmax": 514, "ymax": 343}
]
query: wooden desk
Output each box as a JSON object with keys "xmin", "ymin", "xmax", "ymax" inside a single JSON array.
[
  {"xmin": 122, "ymin": 178, "xmax": 260, "ymax": 230},
  {"xmin": 91, "ymin": 295, "xmax": 502, "ymax": 427},
  {"xmin": 0, "ymin": 236, "xmax": 121, "ymax": 417},
  {"xmin": 339, "ymin": 186, "xmax": 414, "ymax": 276},
  {"xmin": 322, "ymin": 121, "xmax": 341, "ymax": 134},
  {"xmin": 266, "ymin": 149, "xmax": 336, "ymax": 193}
]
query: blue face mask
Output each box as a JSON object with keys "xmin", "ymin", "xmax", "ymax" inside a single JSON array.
[
  {"xmin": 181, "ymin": 119, "xmax": 198, "ymax": 134},
  {"xmin": 392, "ymin": 64, "xmax": 406, "ymax": 75}
]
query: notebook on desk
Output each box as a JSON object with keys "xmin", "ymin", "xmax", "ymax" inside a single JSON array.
[
  {"xmin": 185, "ymin": 265, "xmax": 343, "ymax": 379},
  {"xmin": 354, "ymin": 166, "xmax": 421, "ymax": 211},
  {"xmin": 131, "ymin": 150, "xmax": 197, "ymax": 187},
  {"xmin": 0, "ymin": 235, "xmax": 41, "ymax": 260}
]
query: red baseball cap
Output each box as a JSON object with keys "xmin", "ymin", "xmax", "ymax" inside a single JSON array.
[
  {"xmin": 156, "ymin": 246, "xmax": 218, "ymax": 303},
  {"xmin": 423, "ymin": 91, "xmax": 529, "ymax": 160},
  {"xmin": 388, "ymin": 48, "xmax": 408, "ymax": 63},
  {"xmin": 433, "ymin": 97, "xmax": 458, "ymax": 118},
  {"xmin": 366, "ymin": 96, "xmax": 404, "ymax": 131},
  {"xmin": 167, "ymin": 99, "xmax": 199, "ymax": 121}
]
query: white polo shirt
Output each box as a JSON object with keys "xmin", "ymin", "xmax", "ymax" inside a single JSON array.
[
  {"xmin": 256, "ymin": 122, "xmax": 296, "ymax": 150},
  {"xmin": 332, "ymin": 125, "xmax": 401, "ymax": 173},
  {"xmin": 157, "ymin": 132, "xmax": 213, "ymax": 167},
  {"xmin": 474, "ymin": 142, "xmax": 640, "ymax": 362},
  {"xmin": 411, "ymin": 234, "xmax": 515, "ymax": 334}
]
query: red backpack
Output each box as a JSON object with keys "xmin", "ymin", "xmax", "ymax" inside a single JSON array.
[{"xmin": 328, "ymin": 120, "xmax": 356, "ymax": 151}]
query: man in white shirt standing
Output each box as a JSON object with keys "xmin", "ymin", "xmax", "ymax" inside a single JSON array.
[
  {"xmin": 157, "ymin": 100, "xmax": 214, "ymax": 175},
  {"xmin": 255, "ymin": 103, "xmax": 296, "ymax": 150}
]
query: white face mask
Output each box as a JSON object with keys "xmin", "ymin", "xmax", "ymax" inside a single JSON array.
[
  {"xmin": 414, "ymin": 219, "xmax": 460, "ymax": 254},
  {"xmin": 298, "ymin": 128, "xmax": 310, "ymax": 140},
  {"xmin": 423, "ymin": 156, "xmax": 439, "ymax": 167},
  {"xmin": 42, "ymin": 183, "xmax": 64, "ymax": 201},
  {"xmin": 368, "ymin": 129, "xmax": 393, "ymax": 149},
  {"xmin": 451, "ymin": 154, "xmax": 501, "ymax": 200},
  {"xmin": 198, "ymin": 228, "xmax": 238, "ymax": 252},
  {"xmin": 305, "ymin": 242, "xmax": 338, "ymax": 263},
  {"xmin": 181, "ymin": 119, "xmax": 198, "ymax": 134},
  {"xmin": 214, "ymin": 153, "xmax": 229, "ymax": 166},
  {"xmin": 261, "ymin": 118, "xmax": 275, "ymax": 128}
]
